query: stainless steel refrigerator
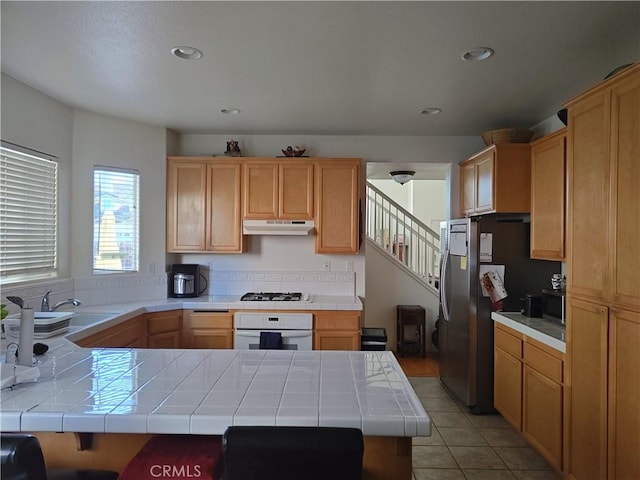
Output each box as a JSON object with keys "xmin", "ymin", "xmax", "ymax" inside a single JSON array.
[{"xmin": 438, "ymin": 214, "xmax": 559, "ymax": 413}]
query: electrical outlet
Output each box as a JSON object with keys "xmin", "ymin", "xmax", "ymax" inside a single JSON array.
[
  {"xmin": 346, "ymin": 261, "xmax": 354, "ymax": 272},
  {"xmin": 323, "ymin": 260, "xmax": 331, "ymax": 272},
  {"xmin": 148, "ymin": 262, "xmax": 156, "ymax": 274}
]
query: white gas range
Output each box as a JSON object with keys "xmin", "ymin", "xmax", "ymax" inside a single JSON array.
[{"xmin": 235, "ymin": 292, "xmax": 313, "ymax": 350}]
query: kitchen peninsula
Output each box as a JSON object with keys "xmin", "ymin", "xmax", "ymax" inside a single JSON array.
[{"xmin": 1, "ymin": 299, "xmax": 429, "ymax": 480}]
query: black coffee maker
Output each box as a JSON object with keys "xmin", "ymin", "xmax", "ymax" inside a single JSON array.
[{"xmin": 169, "ymin": 264, "xmax": 207, "ymax": 298}]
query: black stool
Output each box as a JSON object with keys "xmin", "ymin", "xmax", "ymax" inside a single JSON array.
[{"xmin": 1, "ymin": 434, "xmax": 119, "ymax": 480}]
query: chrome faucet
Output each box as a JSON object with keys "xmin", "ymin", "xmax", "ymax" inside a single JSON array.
[{"xmin": 40, "ymin": 290, "xmax": 82, "ymax": 312}]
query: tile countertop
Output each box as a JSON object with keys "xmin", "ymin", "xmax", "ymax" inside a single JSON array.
[
  {"xmin": 491, "ymin": 311, "xmax": 566, "ymax": 353},
  {"xmin": 0, "ymin": 347, "xmax": 430, "ymax": 438},
  {"xmin": 40, "ymin": 295, "xmax": 362, "ymax": 343}
]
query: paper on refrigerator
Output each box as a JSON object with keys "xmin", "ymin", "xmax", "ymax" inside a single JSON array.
[{"xmin": 479, "ymin": 266, "xmax": 508, "ymax": 310}]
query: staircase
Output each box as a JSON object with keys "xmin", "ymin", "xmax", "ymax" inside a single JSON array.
[{"xmin": 366, "ymin": 182, "xmax": 440, "ymax": 295}]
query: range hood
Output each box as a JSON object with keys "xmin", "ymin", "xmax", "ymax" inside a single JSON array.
[{"xmin": 242, "ymin": 219, "xmax": 315, "ymax": 235}]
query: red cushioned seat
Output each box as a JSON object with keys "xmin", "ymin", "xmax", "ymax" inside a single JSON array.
[{"xmin": 118, "ymin": 435, "xmax": 223, "ymax": 480}]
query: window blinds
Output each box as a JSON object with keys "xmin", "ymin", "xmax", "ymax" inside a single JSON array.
[{"xmin": 0, "ymin": 142, "xmax": 58, "ymax": 283}]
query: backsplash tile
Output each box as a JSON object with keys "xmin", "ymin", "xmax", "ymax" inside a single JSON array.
[{"xmin": 208, "ymin": 271, "xmax": 355, "ymax": 297}]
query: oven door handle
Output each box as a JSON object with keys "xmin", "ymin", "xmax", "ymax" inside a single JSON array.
[{"xmin": 234, "ymin": 330, "xmax": 311, "ymax": 338}]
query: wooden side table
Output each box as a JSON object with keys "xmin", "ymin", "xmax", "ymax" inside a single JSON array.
[{"xmin": 396, "ymin": 305, "xmax": 426, "ymax": 357}]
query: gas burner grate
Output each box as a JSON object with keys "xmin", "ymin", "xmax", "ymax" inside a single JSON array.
[{"xmin": 241, "ymin": 292, "xmax": 302, "ymax": 302}]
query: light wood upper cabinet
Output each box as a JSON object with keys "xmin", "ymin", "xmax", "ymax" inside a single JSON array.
[
  {"xmin": 167, "ymin": 157, "xmax": 242, "ymax": 253},
  {"xmin": 166, "ymin": 160, "xmax": 208, "ymax": 251},
  {"xmin": 459, "ymin": 144, "xmax": 531, "ymax": 216},
  {"xmin": 207, "ymin": 162, "xmax": 243, "ymax": 252},
  {"xmin": 566, "ymin": 63, "xmax": 639, "ymax": 309},
  {"xmin": 530, "ymin": 129, "xmax": 566, "ymax": 260},
  {"xmin": 315, "ymin": 159, "xmax": 360, "ymax": 254},
  {"xmin": 609, "ymin": 72, "xmax": 640, "ymax": 310},
  {"xmin": 243, "ymin": 159, "xmax": 313, "ymax": 220}
]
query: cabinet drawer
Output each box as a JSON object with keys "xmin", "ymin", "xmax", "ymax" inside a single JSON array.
[
  {"xmin": 148, "ymin": 312, "xmax": 181, "ymax": 335},
  {"xmin": 315, "ymin": 313, "xmax": 361, "ymax": 331},
  {"xmin": 495, "ymin": 325, "xmax": 523, "ymax": 358},
  {"xmin": 189, "ymin": 311, "xmax": 233, "ymax": 329},
  {"xmin": 524, "ymin": 341, "xmax": 563, "ymax": 384}
]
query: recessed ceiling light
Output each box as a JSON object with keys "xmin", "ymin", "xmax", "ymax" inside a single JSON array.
[
  {"xmin": 421, "ymin": 108, "xmax": 442, "ymax": 115},
  {"xmin": 221, "ymin": 108, "xmax": 241, "ymax": 115},
  {"xmin": 171, "ymin": 46, "xmax": 203, "ymax": 60},
  {"xmin": 461, "ymin": 47, "xmax": 494, "ymax": 62}
]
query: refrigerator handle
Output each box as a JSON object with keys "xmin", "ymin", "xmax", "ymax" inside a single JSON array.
[{"xmin": 440, "ymin": 248, "xmax": 450, "ymax": 322}]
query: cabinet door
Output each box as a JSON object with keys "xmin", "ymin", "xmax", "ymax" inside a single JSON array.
[
  {"xmin": 523, "ymin": 365, "xmax": 563, "ymax": 470},
  {"xmin": 315, "ymin": 159, "xmax": 360, "ymax": 253},
  {"xmin": 243, "ymin": 162, "xmax": 278, "ymax": 219},
  {"xmin": 166, "ymin": 159, "xmax": 207, "ymax": 252},
  {"xmin": 279, "ymin": 162, "xmax": 314, "ymax": 219},
  {"xmin": 460, "ymin": 161, "xmax": 475, "ymax": 216},
  {"xmin": 530, "ymin": 130, "xmax": 566, "ymax": 260},
  {"xmin": 148, "ymin": 331, "xmax": 181, "ymax": 349},
  {"xmin": 148, "ymin": 310, "xmax": 181, "ymax": 347},
  {"xmin": 191, "ymin": 329, "xmax": 233, "ymax": 349},
  {"xmin": 609, "ymin": 72, "xmax": 640, "ymax": 310},
  {"xmin": 566, "ymin": 298, "xmax": 608, "ymax": 480},
  {"xmin": 494, "ymin": 346, "xmax": 523, "ymax": 431},
  {"xmin": 314, "ymin": 311, "xmax": 361, "ymax": 351},
  {"xmin": 475, "ymin": 150, "xmax": 495, "ymax": 213},
  {"xmin": 567, "ymin": 91, "xmax": 610, "ymax": 302},
  {"xmin": 208, "ymin": 162, "xmax": 243, "ymax": 252},
  {"xmin": 608, "ymin": 308, "xmax": 640, "ymax": 480},
  {"xmin": 76, "ymin": 316, "xmax": 148, "ymax": 348},
  {"xmin": 314, "ymin": 330, "xmax": 360, "ymax": 351},
  {"xmin": 183, "ymin": 310, "xmax": 233, "ymax": 349}
]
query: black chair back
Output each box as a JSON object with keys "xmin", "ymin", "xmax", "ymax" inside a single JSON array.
[
  {"xmin": 222, "ymin": 426, "xmax": 364, "ymax": 480},
  {"xmin": 1, "ymin": 434, "xmax": 48, "ymax": 480}
]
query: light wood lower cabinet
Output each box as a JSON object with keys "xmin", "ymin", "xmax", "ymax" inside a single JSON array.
[
  {"xmin": 494, "ymin": 323, "xmax": 565, "ymax": 472},
  {"xmin": 494, "ymin": 325, "xmax": 523, "ymax": 431},
  {"xmin": 147, "ymin": 310, "xmax": 182, "ymax": 349},
  {"xmin": 608, "ymin": 308, "xmax": 640, "ymax": 480},
  {"xmin": 183, "ymin": 310, "xmax": 233, "ymax": 349},
  {"xmin": 314, "ymin": 311, "xmax": 361, "ymax": 350},
  {"xmin": 523, "ymin": 341, "xmax": 564, "ymax": 470},
  {"xmin": 75, "ymin": 315, "xmax": 148, "ymax": 348}
]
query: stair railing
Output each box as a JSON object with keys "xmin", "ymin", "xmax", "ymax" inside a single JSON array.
[{"xmin": 366, "ymin": 182, "xmax": 440, "ymax": 290}]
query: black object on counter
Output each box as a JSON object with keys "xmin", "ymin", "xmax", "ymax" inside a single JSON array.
[{"xmin": 523, "ymin": 294, "xmax": 543, "ymax": 318}]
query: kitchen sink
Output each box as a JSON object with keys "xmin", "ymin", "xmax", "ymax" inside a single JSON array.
[{"xmin": 68, "ymin": 313, "xmax": 119, "ymax": 327}]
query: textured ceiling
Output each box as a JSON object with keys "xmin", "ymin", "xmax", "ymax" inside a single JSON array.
[{"xmin": 1, "ymin": 1, "xmax": 638, "ymax": 136}]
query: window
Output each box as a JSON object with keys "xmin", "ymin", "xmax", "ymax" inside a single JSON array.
[
  {"xmin": 93, "ymin": 166, "xmax": 139, "ymax": 273},
  {"xmin": 0, "ymin": 141, "xmax": 58, "ymax": 284}
]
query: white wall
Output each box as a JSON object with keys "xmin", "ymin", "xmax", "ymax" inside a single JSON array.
[
  {"xmin": 1, "ymin": 73, "xmax": 74, "ymax": 282},
  {"xmin": 365, "ymin": 241, "xmax": 440, "ymax": 353},
  {"xmin": 1, "ymin": 77, "xmax": 170, "ymax": 309},
  {"xmin": 70, "ymin": 109, "xmax": 168, "ymax": 278}
]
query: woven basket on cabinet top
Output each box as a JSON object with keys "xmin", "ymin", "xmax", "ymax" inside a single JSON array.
[{"xmin": 481, "ymin": 128, "xmax": 534, "ymax": 146}]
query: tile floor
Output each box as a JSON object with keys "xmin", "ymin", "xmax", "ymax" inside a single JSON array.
[{"xmin": 408, "ymin": 376, "xmax": 562, "ymax": 480}]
